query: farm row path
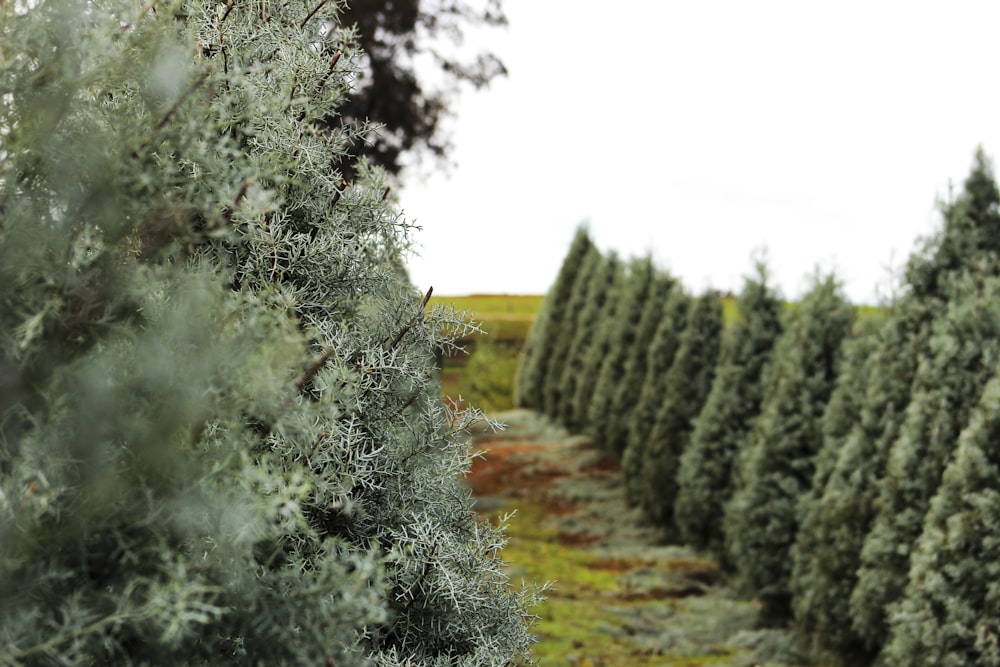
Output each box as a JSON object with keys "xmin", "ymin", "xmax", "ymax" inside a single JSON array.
[{"xmin": 466, "ymin": 410, "xmax": 810, "ymax": 667}]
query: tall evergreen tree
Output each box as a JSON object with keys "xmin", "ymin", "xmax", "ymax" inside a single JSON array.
[
  {"xmin": 850, "ymin": 274, "xmax": 1000, "ymax": 655},
  {"xmin": 674, "ymin": 259, "xmax": 784, "ymax": 555},
  {"xmin": 882, "ymin": 366, "xmax": 1000, "ymax": 667},
  {"xmin": 851, "ymin": 149, "xmax": 1000, "ymax": 650},
  {"xmin": 541, "ymin": 243, "xmax": 603, "ymax": 419},
  {"xmin": 637, "ymin": 289, "xmax": 723, "ymax": 530},
  {"xmin": 0, "ymin": 3, "xmax": 536, "ymax": 664},
  {"xmin": 558, "ymin": 252, "xmax": 622, "ymax": 432},
  {"xmin": 514, "ymin": 226, "xmax": 594, "ymax": 410},
  {"xmin": 605, "ymin": 270, "xmax": 678, "ymax": 457},
  {"xmin": 587, "ymin": 256, "xmax": 655, "ymax": 450},
  {"xmin": 568, "ymin": 260, "xmax": 626, "ymax": 435},
  {"xmin": 789, "ymin": 313, "xmax": 885, "ymax": 665},
  {"xmin": 723, "ymin": 272, "xmax": 854, "ymax": 625},
  {"xmin": 621, "ymin": 287, "xmax": 690, "ymax": 504}
]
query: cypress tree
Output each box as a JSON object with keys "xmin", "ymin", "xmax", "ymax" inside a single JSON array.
[
  {"xmin": 541, "ymin": 243, "xmax": 603, "ymax": 419},
  {"xmin": 638, "ymin": 289, "xmax": 723, "ymax": 530},
  {"xmin": 605, "ymin": 271, "xmax": 679, "ymax": 457},
  {"xmin": 850, "ymin": 274, "xmax": 1000, "ymax": 655},
  {"xmin": 621, "ymin": 287, "xmax": 690, "ymax": 505},
  {"xmin": 723, "ymin": 272, "xmax": 854, "ymax": 625},
  {"xmin": 514, "ymin": 225, "xmax": 594, "ymax": 410},
  {"xmin": 881, "ymin": 367, "xmax": 1000, "ymax": 667},
  {"xmin": 789, "ymin": 313, "xmax": 885, "ymax": 665},
  {"xmin": 674, "ymin": 259, "xmax": 784, "ymax": 555},
  {"xmin": 0, "ymin": 3, "xmax": 536, "ymax": 664},
  {"xmin": 587, "ymin": 256, "xmax": 655, "ymax": 449},
  {"xmin": 559, "ymin": 251, "xmax": 622, "ymax": 432}
]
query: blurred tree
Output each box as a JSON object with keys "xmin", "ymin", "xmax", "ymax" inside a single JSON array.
[
  {"xmin": 605, "ymin": 270, "xmax": 679, "ymax": 458},
  {"xmin": 723, "ymin": 272, "xmax": 854, "ymax": 625},
  {"xmin": 542, "ymin": 243, "xmax": 603, "ymax": 419},
  {"xmin": 674, "ymin": 258, "xmax": 784, "ymax": 556},
  {"xmin": 339, "ymin": 0, "xmax": 507, "ymax": 178},
  {"xmin": 638, "ymin": 289, "xmax": 723, "ymax": 531},
  {"xmin": 788, "ymin": 312, "xmax": 883, "ymax": 666},
  {"xmin": 850, "ymin": 273, "xmax": 1000, "ymax": 657},
  {"xmin": 587, "ymin": 256, "xmax": 655, "ymax": 451},
  {"xmin": 514, "ymin": 226, "xmax": 593, "ymax": 410},
  {"xmin": 882, "ymin": 366, "xmax": 1000, "ymax": 667},
  {"xmin": 559, "ymin": 251, "xmax": 623, "ymax": 432},
  {"xmin": 622, "ymin": 287, "xmax": 690, "ymax": 505}
]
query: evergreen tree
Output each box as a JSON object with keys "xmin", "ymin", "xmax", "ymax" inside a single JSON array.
[
  {"xmin": 568, "ymin": 259, "xmax": 626, "ymax": 435},
  {"xmin": 789, "ymin": 313, "xmax": 885, "ymax": 665},
  {"xmin": 0, "ymin": 3, "xmax": 536, "ymax": 665},
  {"xmin": 723, "ymin": 272, "xmax": 854, "ymax": 625},
  {"xmin": 605, "ymin": 270, "xmax": 678, "ymax": 457},
  {"xmin": 882, "ymin": 367, "xmax": 1000, "ymax": 667},
  {"xmin": 558, "ymin": 252, "xmax": 622, "ymax": 432},
  {"xmin": 514, "ymin": 225, "xmax": 594, "ymax": 410},
  {"xmin": 850, "ymin": 274, "xmax": 1000, "ymax": 655},
  {"xmin": 622, "ymin": 287, "xmax": 690, "ymax": 505},
  {"xmin": 587, "ymin": 256, "xmax": 655, "ymax": 450},
  {"xmin": 541, "ymin": 243, "xmax": 603, "ymax": 419},
  {"xmin": 637, "ymin": 289, "xmax": 723, "ymax": 530},
  {"xmin": 674, "ymin": 259, "xmax": 784, "ymax": 555}
]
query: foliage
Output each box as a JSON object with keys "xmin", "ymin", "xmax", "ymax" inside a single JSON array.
[
  {"xmin": 338, "ymin": 0, "xmax": 507, "ymax": 178},
  {"xmin": 0, "ymin": 2, "xmax": 536, "ymax": 665},
  {"xmin": 541, "ymin": 243, "xmax": 603, "ymax": 419},
  {"xmin": 558, "ymin": 251, "xmax": 622, "ymax": 433},
  {"xmin": 637, "ymin": 289, "xmax": 723, "ymax": 530},
  {"xmin": 587, "ymin": 256, "xmax": 655, "ymax": 452},
  {"xmin": 881, "ymin": 367, "xmax": 1000, "ymax": 667},
  {"xmin": 514, "ymin": 226, "xmax": 593, "ymax": 411},
  {"xmin": 621, "ymin": 288, "xmax": 690, "ymax": 505},
  {"xmin": 674, "ymin": 259, "xmax": 784, "ymax": 556},
  {"xmin": 568, "ymin": 257, "xmax": 626, "ymax": 435},
  {"xmin": 605, "ymin": 271, "xmax": 679, "ymax": 458},
  {"xmin": 850, "ymin": 273, "xmax": 1000, "ymax": 656},
  {"xmin": 723, "ymin": 272, "xmax": 854, "ymax": 625},
  {"xmin": 788, "ymin": 313, "xmax": 883, "ymax": 665}
]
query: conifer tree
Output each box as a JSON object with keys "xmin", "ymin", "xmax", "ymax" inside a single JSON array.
[
  {"xmin": 622, "ymin": 288, "xmax": 690, "ymax": 505},
  {"xmin": 842, "ymin": 149, "xmax": 1000, "ymax": 657},
  {"xmin": 587, "ymin": 256, "xmax": 655, "ymax": 450},
  {"xmin": 559, "ymin": 252, "xmax": 622, "ymax": 432},
  {"xmin": 850, "ymin": 274, "xmax": 1000, "ymax": 655},
  {"xmin": 881, "ymin": 367, "xmax": 1000, "ymax": 667},
  {"xmin": 637, "ymin": 289, "xmax": 723, "ymax": 530},
  {"xmin": 789, "ymin": 313, "xmax": 884, "ymax": 665},
  {"xmin": 674, "ymin": 260, "xmax": 784, "ymax": 555},
  {"xmin": 0, "ymin": 3, "xmax": 536, "ymax": 664},
  {"xmin": 514, "ymin": 225, "xmax": 594, "ymax": 410},
  {"xmin": 723, "ymin": 272, "xmax": 854, "ymax": 625},
  {"xmin": 541, "ymin": 243, "xmax": 603, "ymax": 419},
  {"xmin": 568, "ymin": 259, "xmax": 626, "ymax": 434},
  {"xmin": 605, "ymin": 271, "xmax": 679, "ymax": 457}
]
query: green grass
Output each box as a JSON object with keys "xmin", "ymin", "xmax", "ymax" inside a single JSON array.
[{"xmin": 430, "ymin": 292, "xmax": 885, "ymax": 406}]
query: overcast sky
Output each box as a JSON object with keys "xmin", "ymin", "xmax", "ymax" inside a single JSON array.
[{"xmin": 399, "ymin": 1, "xmax": 1000, "ymax": 304}]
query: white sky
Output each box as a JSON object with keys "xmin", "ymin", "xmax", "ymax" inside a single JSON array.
[{"xmin": 399, "ymin": 1, "xmax": 1000, "ymax": 304}]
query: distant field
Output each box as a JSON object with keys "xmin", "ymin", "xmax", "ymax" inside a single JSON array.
[
  {"xmin": 427, "ymin": 292, "xmax": 883, "ymax": 407},
  {"xmin": 429, "ymin": 293, "xmax": 544, "ymax": 344}
]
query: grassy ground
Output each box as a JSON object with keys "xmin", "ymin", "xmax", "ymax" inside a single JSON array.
[{"xmin": 467, "ymin": 411, "xmax": 813, "ymax": 666}]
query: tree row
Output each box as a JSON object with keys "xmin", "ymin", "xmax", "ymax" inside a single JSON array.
[{"xmin": 515, "ymin": 148, "xmax": 1000, "ymax": 667}]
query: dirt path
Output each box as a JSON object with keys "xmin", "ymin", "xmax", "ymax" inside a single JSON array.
[{"xmin": 467, "ymin": 410, "xmax": 810, "ymax": 667}]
